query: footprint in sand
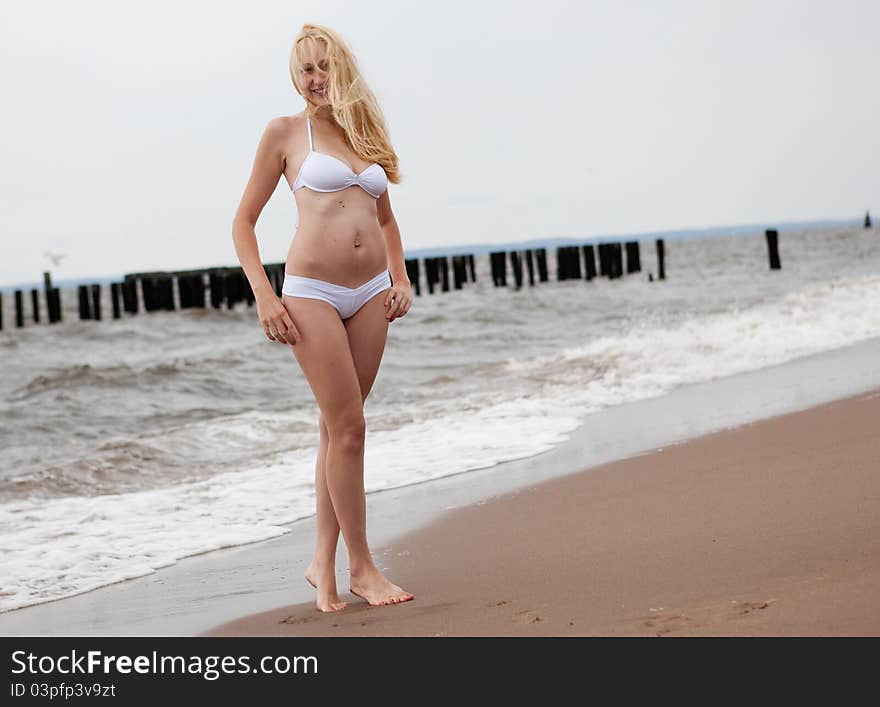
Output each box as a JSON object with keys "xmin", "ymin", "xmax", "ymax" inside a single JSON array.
[
  {"xmin": 280, "ymin": 615, "xmax": 317, "ymax": 625},
  {"xmin": 642, "ymin": 613, "xmax": 692, "ymax": 635},
  {"xmin": 512, "ymin": 609, "xmax": 542, "ymax": 624},
  {"xmin": 731, "ymin": 599, "xmax": 774, "ymax": 617}
]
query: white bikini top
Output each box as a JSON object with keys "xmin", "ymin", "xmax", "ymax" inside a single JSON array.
[{"xmin": 291, "ymin": 116, "xmax": 388, "ymax": 199}]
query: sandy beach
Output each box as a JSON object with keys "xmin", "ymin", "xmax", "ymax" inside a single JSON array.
[{"xmin": 207, "ymin": 387, "xmax": 880, "ymax": 637}]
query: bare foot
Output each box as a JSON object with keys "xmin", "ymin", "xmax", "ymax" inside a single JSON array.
[
  {"xmin": 305, "ymin": 561, "xmax": 348, "ymax": 612},
  {"xmin": 349, "ymin": 566, "xmax": 414, "ymax": 606}
]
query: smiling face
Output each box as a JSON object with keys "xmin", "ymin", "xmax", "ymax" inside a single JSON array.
[{"xmin": 297, "ymin": 39, "xmax": 329, "ymax": 107}]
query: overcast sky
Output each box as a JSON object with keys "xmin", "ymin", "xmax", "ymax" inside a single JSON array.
[{"xmin": 1, "ymin": 0, "xmax": 877, "ymax": 286}]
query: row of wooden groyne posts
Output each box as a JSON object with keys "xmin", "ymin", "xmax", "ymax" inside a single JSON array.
[{"xmin": 0, "ymin": 226, "xmax": 806, "ymax": 329}]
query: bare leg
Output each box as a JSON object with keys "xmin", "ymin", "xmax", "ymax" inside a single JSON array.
[
  {"xmin": 282, "ymin": 293, "xmax": 411, "ymax": 609},
  {"xmin": 339, "ymin": 291, "xmax": 414, "ymax": 606},
  {"xmin": 304, "ymin": 413, "xmax": 346, "ymax": 611},
  {"xmin": 283, "ymin": 296, "xmax": 357, "ymax": 612},
  {"xmin": 283, "ymin": 290, "xmax": 413, "ymax": 608}
]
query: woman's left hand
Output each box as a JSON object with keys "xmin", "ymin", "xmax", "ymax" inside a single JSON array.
[{"xmin": 384, "ymin": 280, "xmax": 413, "ymax": 322}]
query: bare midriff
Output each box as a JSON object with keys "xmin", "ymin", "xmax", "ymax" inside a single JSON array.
[{"xmin": 284, "ymin": 182, "xmax": 387, "ymax": 289}]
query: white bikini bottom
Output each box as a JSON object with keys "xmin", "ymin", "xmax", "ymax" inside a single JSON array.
[{"xmin": 281, "ymin": 268, "xmax": 392, "ymax": 320}]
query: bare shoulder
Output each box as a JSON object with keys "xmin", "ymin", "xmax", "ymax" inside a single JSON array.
[
  {"xmin": 268, "ymin": 113, "xmax": 310, "ymax": 146},
  {"xmin": 261, "ymin": 115, "xmax": 308, "ymax": 168},
  {"xmin": 264, "ymin": 114, "xmax": 298, "ymax": 140}
]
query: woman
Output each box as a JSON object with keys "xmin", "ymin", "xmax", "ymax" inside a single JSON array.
[{"xmin": 231, "ymin": 24, "xmax": 415, "ymax": 612}]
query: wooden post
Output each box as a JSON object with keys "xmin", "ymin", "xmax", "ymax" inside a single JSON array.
[
  {"xmin": 178, "ymin": 276, "xmax": 191, "ymax": 309},
  {"xmin": 583, "ymin": 245, "xmax": 596, "ymax": 281},
  {"xmin": 122, "ymin": 279, "xmax": 138, "ymax": 314},
  {"xmin": 865, "ymin": 210, "xmax": 872, "ymax": 229},
  {"xmin": 524, "ymin": 249, "xmax": 535, "ymax": 286},
  {"xmin": 452, "ymin": 255, "xmax": 465, "ymax": 289},
  {"xmin": 610, "ymin": 243, "xmax": 623, "ymax": 279},
  {"xmin": 30, "ymin": 289, "xmax": 40, "ymax": 323},
  {"xmin": 40, "ymin": 272, "xmax": 51, "ymax": 324},
  {"xmin": 225, "ymin": 273, "xmax": 238, "ymax": 309},
  {"xmin": 150, "ymin": 275, "xmax": 165, "ymax": 312},
  {"xmin": 15, "ymin": 290, "xmax": 24, "ymax": 327},
  {"xmin": 425, "ymin": 258, "xmax": 438, "ymax": 294},
  {"xmin": 111, "ymin": 283, "xmax": 121, "ymax": 319},
  {"xmin": 430, "ymin": 257, "xmax": 441, "ymax": 293},
  {"xmin": 439, "ymin": 257, "xmax": 449, "ymax": 292},
  {"xmin": 510, "ymin": 251, "xmax": 523, "ymax": 289},
  {"xmin": 566, "ymin": 246, "xmax": 577, "ymax": 280},
  {"xmin": 167, "ymin": 275, "xmax": 178, "ymax": 310},
  {"xmin": 656, "ymin": 239, "xmax": 666, "ymax": 280},
  {"xmin": 140, "ymin": 278, "xmax": 152, "ymax": 312},
  {"xmin": 490, "ymin": 252, "xmax": 507, "ymax": 287},
  {"xmin": 225, "ymin": 273, "xmax": 236, "ymax": 309},
  {"xmin": 154, "ymin": 277, "xmax": 168, "ymax": 311},
  {"xmin": 141, "ymin": 278, "xmax": 150, "ymax": 313},
  {"xmin": 608, "ymin": 243, "xmax": 617, "ymax": 278},
  {"xmin": 405, "ymin": 258, "xmax": 421, "ymax": 295},
  {"xmin": 556, "ymin": 246, "xmax": 568, "ymax": 280},
  {"xmin": 47, "ymin": 288, "xmax": 62, "ymax": 323},
  {"xmin": 467, "ymin": 254, "xmax": 476, "ymax": 282},
  {"xmin": 154, "ymin": 277, "xmax": 166, "ymax": 311},
  {"xmin": 188, "ymin": 274, "xmax": 205, "ymax": 308},
  {"xmin": 190, "ymin": 274, "xmax": 201, "ymax": 308},
  {"xmin": 625, "ymin": 241, "xmax": 641, "ymax": 273},
  {"xmin": 78, "ymin": 285, "xmax": 91, "ymax": 319},
  {"xmin": 0, "ymin": 292, "xmax": 3, "ymax": 330},
  {"xmin": 91, "ymin": 284, "xmax": 102, "ymax": 320},
  {"xmin": 209, "ymin": 273, "xmax": 223, "ymax": 308},
  {"xmin": 765, "ymin": 229, "xmax": 781, "ymax": 270},
  {"xmin": 535, "ymin": 248, "xmax": 548, "ymax": 282},
  {"xmin": 558, "ymin": 246, "xmax": 580, "ymax": 280},
  {"xmin": 189, "ymin": 273, "xmax": 205, "ymax": 308}
]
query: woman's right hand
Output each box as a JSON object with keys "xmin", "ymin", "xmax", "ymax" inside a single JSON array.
[{"xmin": 256, "ymin": 294, "xmax": 301, "ymax": 346}]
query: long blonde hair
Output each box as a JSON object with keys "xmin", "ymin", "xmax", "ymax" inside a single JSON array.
[{"xmin": 289, "ymin": 24, "xmax": 401, "ymax": 184}]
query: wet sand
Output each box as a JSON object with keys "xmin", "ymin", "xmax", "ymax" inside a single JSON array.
[{"xmin": 207, "ymin": 389, "xmax": 880, "ymax": 636}]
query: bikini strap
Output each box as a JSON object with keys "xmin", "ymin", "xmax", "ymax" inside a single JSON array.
[{"xmin": 305, "ymin": 115, "xmax": 313, "ymax": 151}]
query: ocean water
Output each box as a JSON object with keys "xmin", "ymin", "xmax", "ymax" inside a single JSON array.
[{"xmin": 1, "ymin": 224, "xmax": 879, "ymax": 612}]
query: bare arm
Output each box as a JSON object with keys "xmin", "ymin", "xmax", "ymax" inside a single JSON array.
[
  {"xmin": 377, "ymin": 189, "xmax": 412, "ymax": 322},
  {"xmin": 231, "ymin": 117, "xmax": 287, "ymax": 300},
  {"xmin": 231, "ymin": 117, "xmax": 300, "ymax": 345},
  {"xmin": 376, "ymin": 189, "xmax": 410, "ymax": 285}
]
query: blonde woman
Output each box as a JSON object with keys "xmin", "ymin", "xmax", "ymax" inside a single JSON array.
[{"xmin": 232, "ymin": 24, "xmax": 414, "ymax": 612}]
